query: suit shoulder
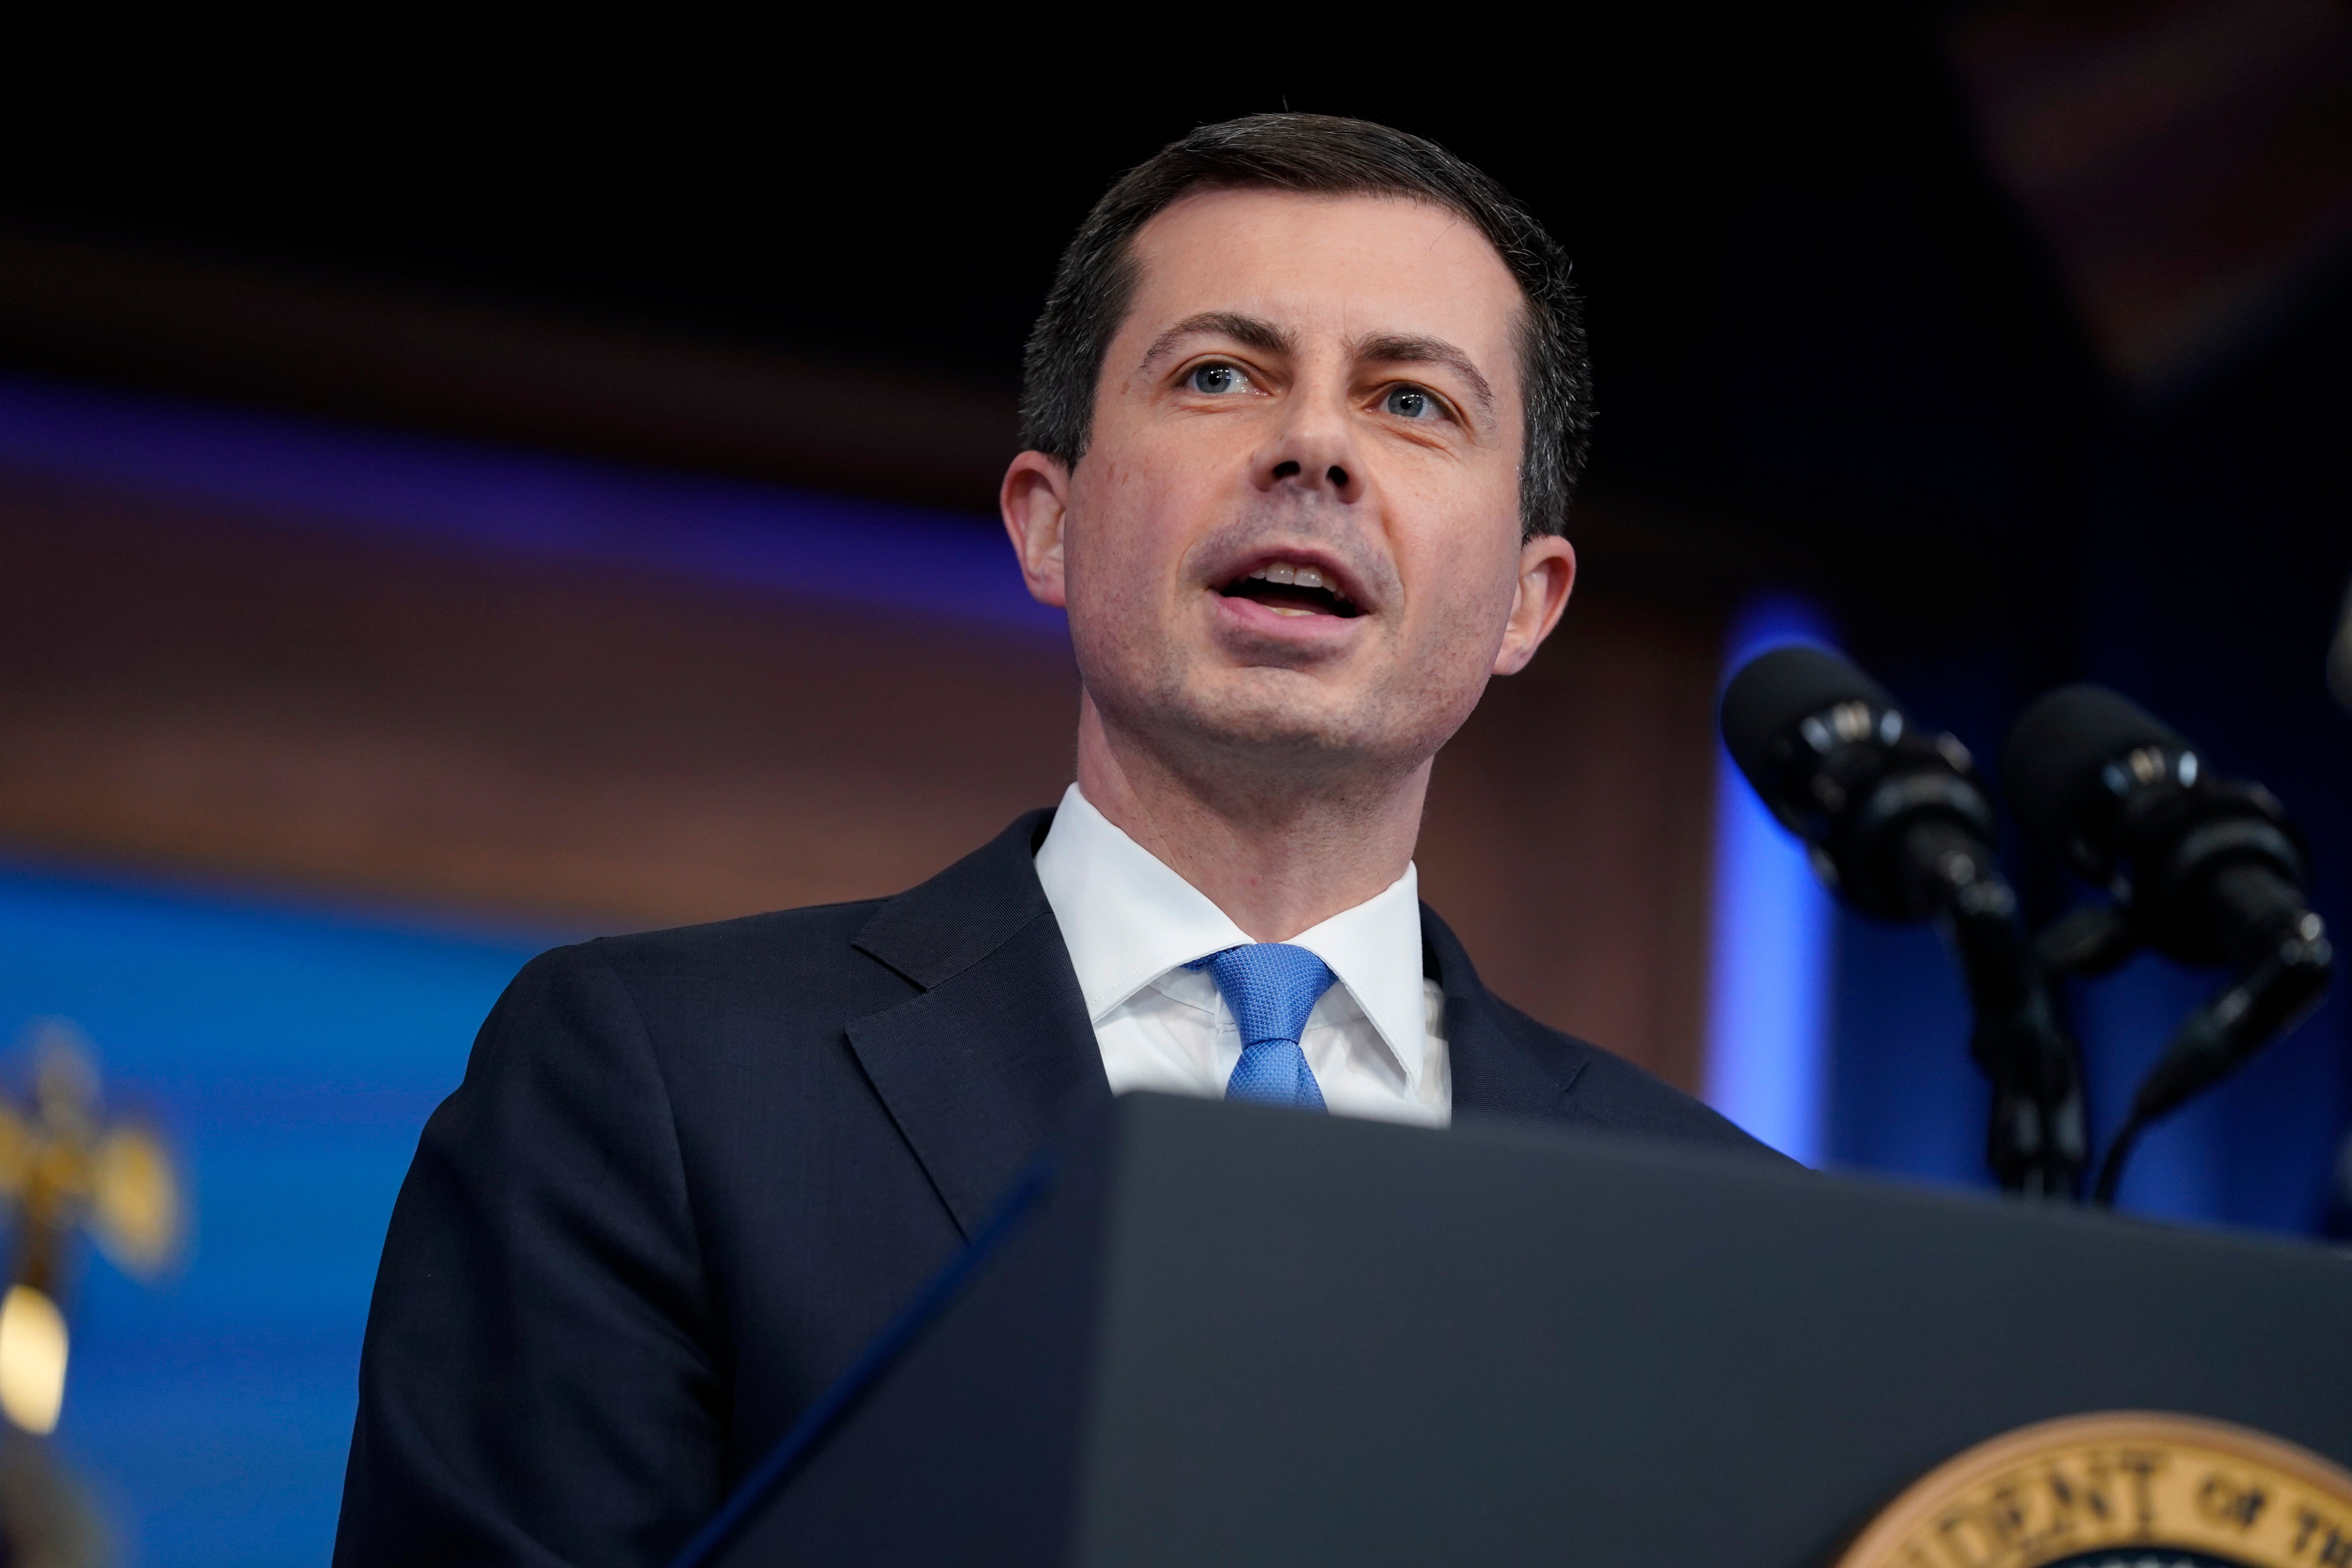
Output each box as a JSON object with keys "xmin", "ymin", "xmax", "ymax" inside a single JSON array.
[
  {"xmin": 574, "ymin": 898, "xmax": 889, "ymax": 974},
  {"xmin": 504, "ymin": 897, "xmax": 910, "ymax": 1036},
  {"xmin": 1494, "ymin": 999, "xmax": 1793, "ymax": 1164}
]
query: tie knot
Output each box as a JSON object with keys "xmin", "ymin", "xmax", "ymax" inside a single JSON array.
[{"xmin": 1201, "ymin": 944, "xmax": 1336, "ymax": 1049}]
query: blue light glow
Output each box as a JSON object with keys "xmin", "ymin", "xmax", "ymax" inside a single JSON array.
[
  {"xmin": 1703, "ymin": 598, "xmax": 1839, "ymax": 1165},
  {"xmin": 0, "ymin": 372, "xmax": 1060, "ymax": 636}
]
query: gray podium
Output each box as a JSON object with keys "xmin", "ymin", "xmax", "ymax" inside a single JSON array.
[{"xmin": 682, "ymin": 1093, "xmax": 2352, "ymax": 1567}]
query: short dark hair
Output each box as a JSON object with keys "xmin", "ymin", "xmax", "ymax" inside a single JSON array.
[{"xmin": 1018, "ymin": 113, "xmax": 1592, "ymax": 539}]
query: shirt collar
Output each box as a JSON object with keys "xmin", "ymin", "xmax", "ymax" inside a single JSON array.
[{"xmin": 1033, "ymin": 784, "xmax": 1431, "ymax": 1093}]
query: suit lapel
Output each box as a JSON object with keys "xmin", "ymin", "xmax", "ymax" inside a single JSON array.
[
  {"xmin": 846, "ymin": 810, "xmax": 1111, "ymax": 1239},
  {"xmin": 1423, "ymin": 904, "xmax": 1592, "ymax": 1123},
  {"xmin": 845, "ymin": 820, "xmax": 1599, "ymax": 1232}
]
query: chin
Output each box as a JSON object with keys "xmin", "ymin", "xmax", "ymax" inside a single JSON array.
[{"xmin": 1160, "ymin": 675, "xmax": 1432, "ymax": 773}]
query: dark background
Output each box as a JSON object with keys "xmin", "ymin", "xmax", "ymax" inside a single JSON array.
[
  {"xmin": 6, "ymin": 4, "xmax": 2352, "ymax": 1216},
  {"xmin": 2, "ymin": 7, "xmax": 2350, "ymax": 1557},
  {"xmin": 4, "ymin": 4, "xmax": 2351, "ymax": 1198},
  {"xmin": 8, "ymin": 8, "xmax": 2343, "ymax": 623}
]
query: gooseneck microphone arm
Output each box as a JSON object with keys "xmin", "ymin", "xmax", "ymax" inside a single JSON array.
[
  {"xmin": 2003, "ymin": 685, "xmax": 2334, "ymax": 1207},
  {"xmin": 1721, "ymin": 648, "xmax": 2088, "ymax": 1198},
  {"xmin": 2089, "ymin": 875, "xmax": 2331, "ymax": 1205}
]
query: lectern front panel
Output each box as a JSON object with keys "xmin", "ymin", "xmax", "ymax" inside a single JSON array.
[{"xmin": 722, "ymin": 1095, "xmax": 2352, "ymax": 1567}]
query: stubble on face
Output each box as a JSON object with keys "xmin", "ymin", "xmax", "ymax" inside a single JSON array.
[
  {"xmin": 1059, "ymin": 189, "xmax": 1531, "ymax": 801},
  {"xmin": 1075, "ymin": 486, "xmax": 1514, "ymax": 786}
]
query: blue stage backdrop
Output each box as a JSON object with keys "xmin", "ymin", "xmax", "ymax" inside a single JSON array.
[{"xmin": 0, "ymin": 863, "xmax": 558, "ymax": 1567}]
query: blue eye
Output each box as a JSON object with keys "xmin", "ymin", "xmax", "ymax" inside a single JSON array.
[
  {"xmin": 1384, "ymin": 385, "xmax": 1442, "ymax": 420},
  {"xmin": 1189, "ymin": 363, "xmax": 1246, "ymax": 395}
]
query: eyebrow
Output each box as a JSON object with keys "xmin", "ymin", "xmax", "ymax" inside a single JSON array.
[
  {"xmin": 1138, "ymin": 311, "xmax": 1296, "ymax": 372},
  {"xmin": 1354, "ymin": 333, "xmax": 1496, "ymax": 421}
]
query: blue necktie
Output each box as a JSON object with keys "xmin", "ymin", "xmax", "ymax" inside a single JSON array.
[{"xmin": 1200, "ymin": 944, "xmax": 1334, "ymax": 1112}]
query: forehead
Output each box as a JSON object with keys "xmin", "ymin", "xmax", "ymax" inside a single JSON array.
[{"xmin": 1122, "ymin": 188, "xmax": 1524, "ymax": 372}]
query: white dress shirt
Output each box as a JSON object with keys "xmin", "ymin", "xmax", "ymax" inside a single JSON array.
[{"xmin": 1033, "ymin": 784, "xmax": 1450, "ymax": 1126}]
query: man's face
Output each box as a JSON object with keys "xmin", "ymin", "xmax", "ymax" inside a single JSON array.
[{"xmin": 1005, "ymin": 188, "xmax": 1574, "ymax": 782}]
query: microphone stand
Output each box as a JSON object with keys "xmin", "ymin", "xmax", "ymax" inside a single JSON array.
[{"xmin": 1904, "ymin": 823, "xmax": 2089, "ymax": 1199}]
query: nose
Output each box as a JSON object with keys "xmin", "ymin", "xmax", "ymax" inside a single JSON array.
[{"xmin": 1252, "ymin": 389, "xmax": 1365, "ymax": 505}]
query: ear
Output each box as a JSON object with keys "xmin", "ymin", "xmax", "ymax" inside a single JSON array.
[
  {"xmin": 1002, "ymin": 450, "xmax": 1072, "ymax": 608},
  {"xmin": 1491, "ymin": 533, "xmax": 1577, "ymax": 676}
]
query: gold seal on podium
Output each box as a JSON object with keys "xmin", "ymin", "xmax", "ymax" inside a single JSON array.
[{"xmin": 1836, "ymin": 1412, "xmax": 2352, "ymax": 1568}]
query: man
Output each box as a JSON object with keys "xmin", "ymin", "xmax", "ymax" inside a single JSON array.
[{"xmin": 334, "ymin": 113, "xmax": 1768, "ymax": 1565}]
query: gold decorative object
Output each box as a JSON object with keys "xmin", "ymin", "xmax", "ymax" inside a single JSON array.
[
  {"xmin": 1836, "ymin": 1410, "xmax": 2352, "ymax": 1568},
  {"xmin": 0, "ymin": 1018, "xmax": 189, "ymax": 1568}
]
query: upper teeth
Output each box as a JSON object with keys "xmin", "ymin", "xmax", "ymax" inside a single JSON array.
[{"xmin": 1249, "ymin": 563, "xmax": 1326, "ymax": 590}]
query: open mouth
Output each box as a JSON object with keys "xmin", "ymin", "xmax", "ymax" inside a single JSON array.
[{"xmin": 1218, "ymin": 562, "xmax": 1364, "ymax": 619}]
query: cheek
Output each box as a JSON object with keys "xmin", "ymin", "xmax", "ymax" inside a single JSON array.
[
  {"xmin": 1062, "ymin": 456, "xmax": 1183, "ymax": 645},
  {"xmin": 1397, "ymin": 491, "xmax": 1526, "ymax": 648},
  {"xmin": 1414, "ymin": 559, "xmax": 1522, "ymax": 732},
  {"xmin": 1067, "ymin": 435, "xmax": 1220, "ymax": 608}
]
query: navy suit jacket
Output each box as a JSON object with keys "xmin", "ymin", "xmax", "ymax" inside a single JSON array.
[{"xmin": 334, "ymin": 809, "xmax": 1770, "ymax": 1565}]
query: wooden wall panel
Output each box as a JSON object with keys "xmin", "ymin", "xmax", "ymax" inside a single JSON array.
[
  {"xmin": 0, "ymin": 468, "xmax": 1719, "ymax": 1089},
  {"xmin": 0, "ymin": 232, "xmax": 1019, "ymax": 511},
  {"xmin": 1418, "ymin": 601, "xmax": 1722, "ymax": 1094},
  {"xmin": 0, "ymin": 474, "xmax": 1082, "ymax": 924}
]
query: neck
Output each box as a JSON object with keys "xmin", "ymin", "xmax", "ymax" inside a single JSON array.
[{"xmin": 1072, "ymin": 694, "xmax": 1428, "ymax": 942}]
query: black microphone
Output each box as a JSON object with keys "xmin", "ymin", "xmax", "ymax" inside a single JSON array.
[
  {"xmin": 2002, "ymin": 684, "xmax": 2332, "ymax": 1203},
  {"xmin": 1721, "ymin": 645, "xmax": 2085, "ymax": 1195},
  {"xmin": 1720, "ymin": 645, "xmax": 2004, "ymax": 925},
  {"xmin": 2004, "ymin": 685, "xmax": 2318, "ymax": 968}
]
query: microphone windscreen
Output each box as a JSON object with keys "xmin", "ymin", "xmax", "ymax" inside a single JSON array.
[
  {"xmin": 2000, "ymin": 684, "xmax": 2187, "ymax": 851},
  {"xmin": 1719, "ymin": 644, "xmax": 1894, "ymax": 792}
]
